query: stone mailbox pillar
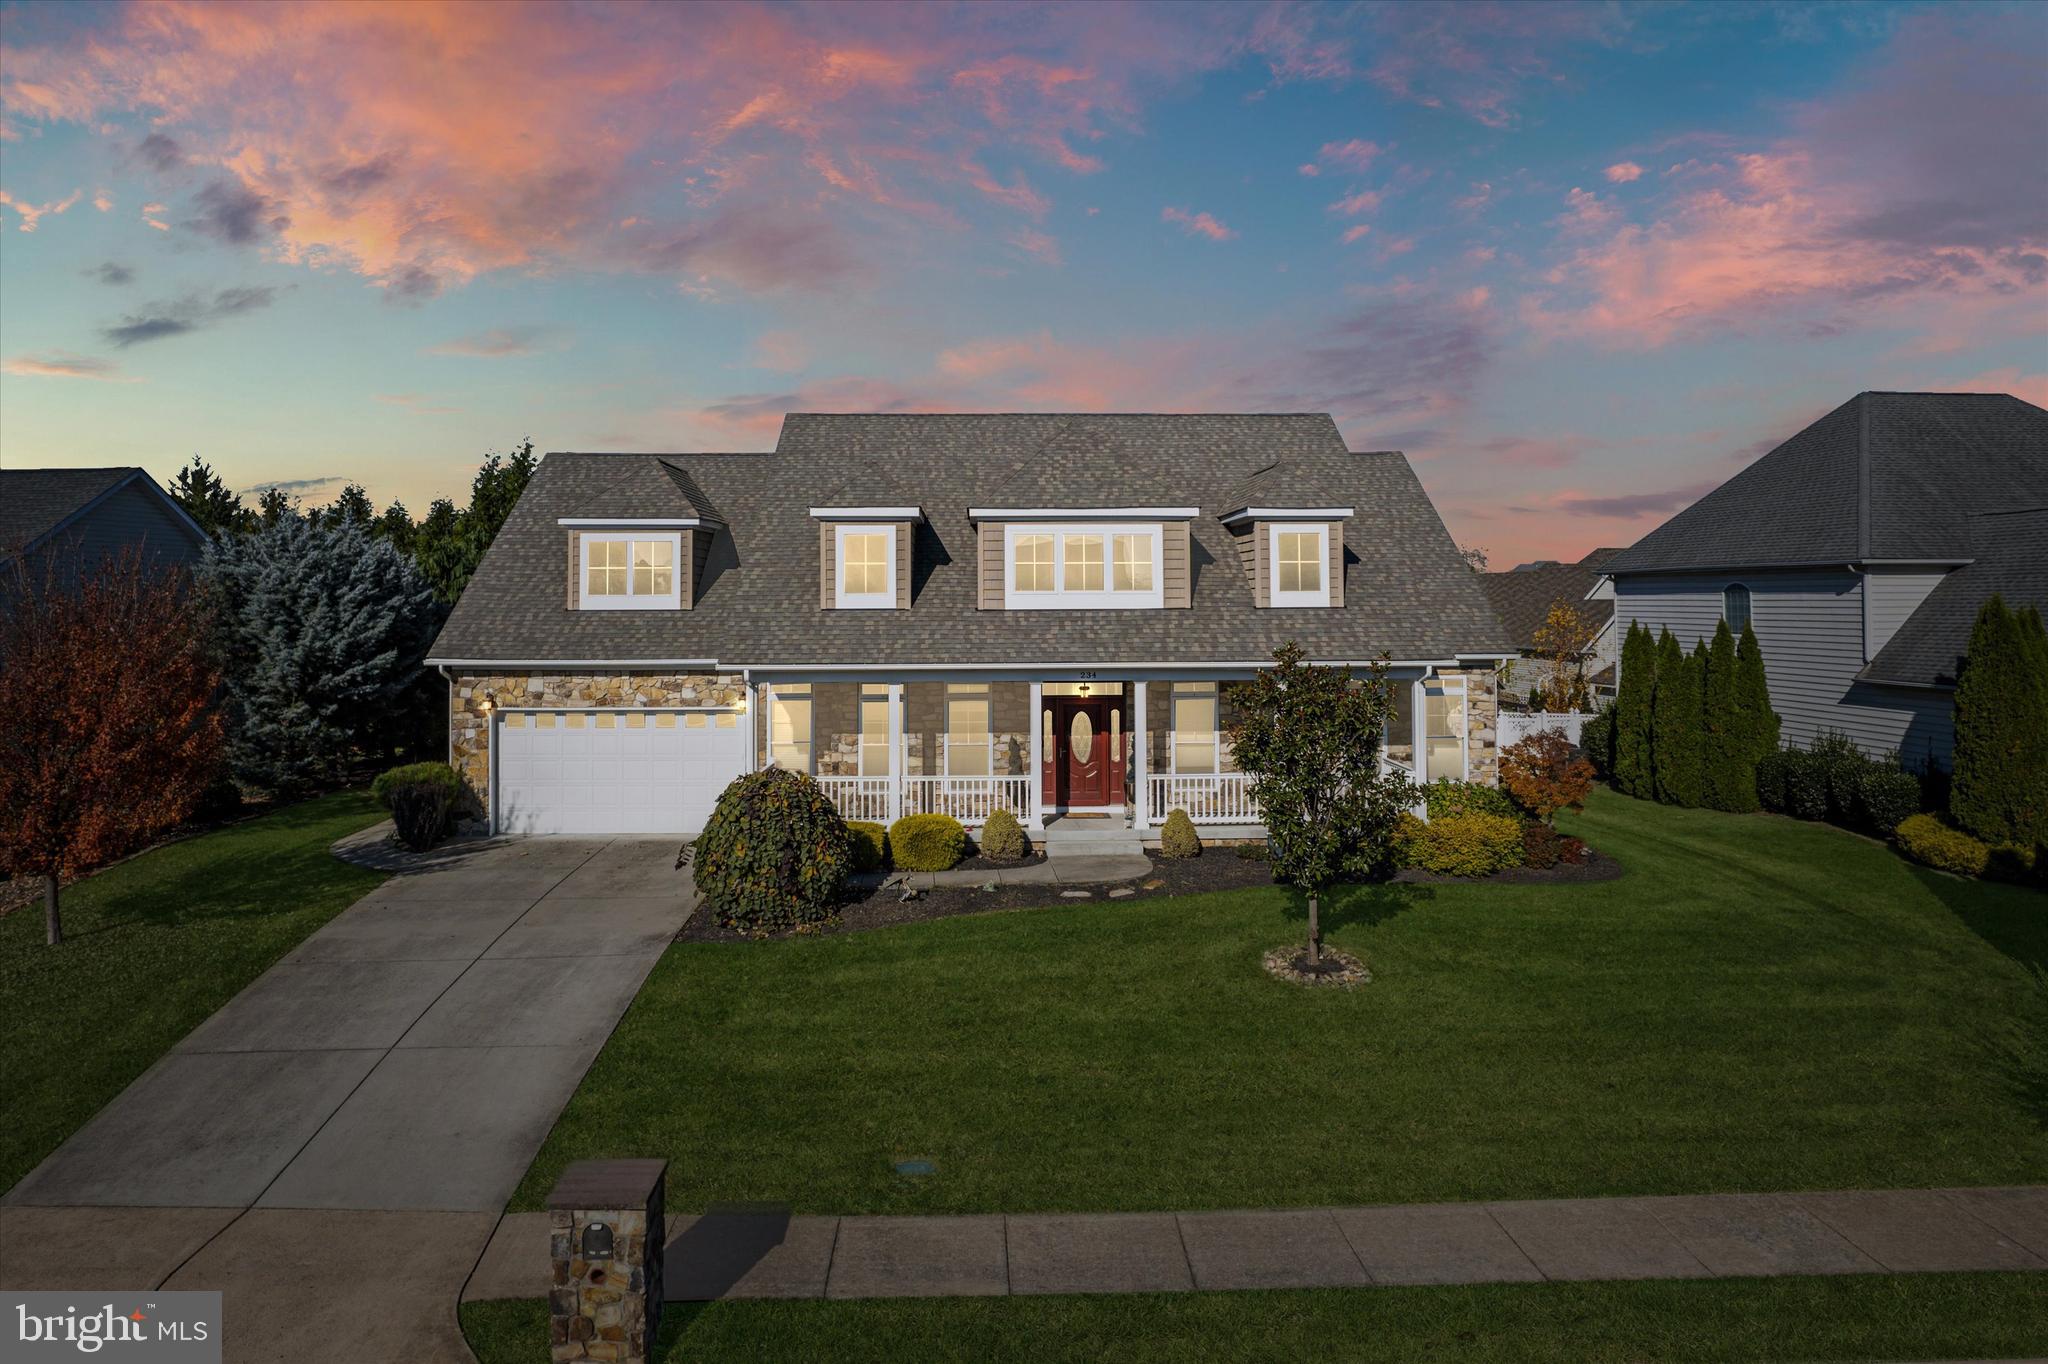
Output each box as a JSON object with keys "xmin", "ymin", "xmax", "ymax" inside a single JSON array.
[{"xmin": 548, "ymin": 1158, "xmax": 666, "ymax": 1363}]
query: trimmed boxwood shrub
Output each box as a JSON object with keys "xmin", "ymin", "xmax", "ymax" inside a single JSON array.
[
  {"xmin": 692, "ymin": 768, "xmax": 851, "ymax": 933},
  {"xmin": 1422, "ymin": 778, "xmax": 1518, "ymax": 822},
  {"xmin": 1854, "ymin": 764, "xmax": 1922, "ymax": 835},
  {"xmin": 1894, "ymin": 813, "xmax": 1990, "ymax": 877},
  {"xmin": 979, "ymin": 807, "xmax": 1028, "ymax": 861},
  {"xmin": 888, "ymin": 813, "xmax": 967, "ymax": 872},
  {"xmin": 846, "ymin": 820, "xmax": 889, "ymax": 873},
  {"xmin": 1406, "ymin": 812, "xmax": 1523, "ymax": 877},
  {"xmin": 1782, "ymin": 749, "xmax": 1830, "ymax": 821},
  {"xmin": 372, "ymin": 761, "xmax": 461, "ymax": 810},
  {"xmin": 1159, "ymin": 808, "xmax": 1201, "ymax": 859}
]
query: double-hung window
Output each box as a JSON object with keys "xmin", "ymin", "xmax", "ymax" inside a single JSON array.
[
  {"xmin": 1170, "ymin": 683, "xmax": 1218, "ymax": 774},
  {"xmin": 945, "ymin": 684, "xmax": 992, "ymax": 776},
  {"xmin": 1268, "ymin": 524, "xmax": 1329, "ymax": 607},
  {"xmin": 858, "ymin": 684, "xmax": 892, "ymax": 776},
  {"xmin": 836, "ymin": 526, "xmax": 895, "ymax": 608},
  {"xmin": 769, "ymin": 684, "xmax": 812, "ymax": 772},
  {"xmin": 580, "ymin": 533, "xmax": 682, "ymax": 610},
  {"xmin": 1723, "ymin": 583, "xmax": 1751, "ymax": 633},
  {"xmin": 1005, "ymin": 524, "xmax": 1163, "ymax": 608},
  {"xmin": 1422, "ymin": 677, "xmax": 1466, "ymax": 783}
]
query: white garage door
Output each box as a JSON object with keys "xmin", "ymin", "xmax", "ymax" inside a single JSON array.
[{"xmin": 495, "ymin": 709, "xmax": 749, "ymax": 835}]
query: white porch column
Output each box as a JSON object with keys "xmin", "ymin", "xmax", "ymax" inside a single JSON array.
[
  {"xmin": 889, "ymin": 682, "xmax": 905, "ymax": 823},
  {"xmin": 1131, "ymin": 679, "xmax": 1149, "ymax": 828},
  {"xmin": 1027, "ymin": 681, "xmax": 1043, "ymax": 829},
  {"xmin": 757, "ymin": 681, "xmax": 774, "ymax": 770}
]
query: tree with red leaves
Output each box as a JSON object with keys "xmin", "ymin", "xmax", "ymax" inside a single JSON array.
[
  {"xmin": 0, "ymin": 550, "xmax": 223, "ymax": 945},
  {"xmin": 1500, "ymin": 729, "xmax": 1596, "ymax": 825}
]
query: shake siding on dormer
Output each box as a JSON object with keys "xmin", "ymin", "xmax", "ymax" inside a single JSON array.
[
  {"xmin": 1329, "ymin": 523, "xmax": 1345, "ymax": 608},
  {"xmin": 819, "ymin": 520, "xmax": 912, "ymax": 609},
  {"xmin": 1163, "ymin": 522, "xmax": 1192, "ymax": 609},
  {"xmin": 978, "ymin": 522, "xmax": 1004, "ymax": 610}
]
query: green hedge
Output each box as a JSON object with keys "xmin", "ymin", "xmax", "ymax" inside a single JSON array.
[
  {"xmin": 888, "ymin": 813, "xmax": 967, "ymax": 872},
  {"xmin": 1404, "ymin": 812, "xmax": 1523, "ymax": 877},
  {"xmin": 846, "ymin": 821, "xmax": 889, "ymax": 873},
  {"xmin": 371, "ymin": 761, "xmax": 461, "ymax": 810}
]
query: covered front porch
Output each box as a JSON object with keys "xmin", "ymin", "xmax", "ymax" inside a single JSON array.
[{"xmin": 753, "ymin": 667, "xmax": 1486, "ymax": 833}]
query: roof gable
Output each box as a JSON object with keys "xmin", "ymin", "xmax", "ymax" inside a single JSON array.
[{"xmin": 0, "ymin": 467, "xmax": 205, "ymax": 558}]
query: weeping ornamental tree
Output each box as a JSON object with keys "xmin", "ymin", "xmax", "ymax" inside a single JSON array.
[
  {"xmin": 1226, "ymin": 645, "xmax": 1417, "ymax": 968},
  {"xmin": 1613, "ymin": 622, "xmax": 1657, "ymax": 797},
  {"xmin": 1651, "ymin": 628, "xmax": 1703, "ymax": 807},
  {"xmin": 202, "ymin": 513, "xmax": 439, "ymax": 794},
  {"xmin": 1950, "ymin": 595, "xmax": 2048, "ymax": 846}
]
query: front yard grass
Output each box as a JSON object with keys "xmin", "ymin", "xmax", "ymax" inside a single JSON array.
[
  {"xmin": 0, "ymin": 791, "xmax": 389, "ymax": 1194},
  {"xmin": 462, "ymin": 1271, "xmax": 2048, "ymax": 1363},
  {"xmin": 514, "ymin": 788, "xmax": 2045, "ymax": 1216}
]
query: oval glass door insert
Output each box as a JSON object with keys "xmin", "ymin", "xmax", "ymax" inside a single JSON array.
[{"xmin": 1070, "ymin": 710, "xmax": 1094, "ymax": 763}]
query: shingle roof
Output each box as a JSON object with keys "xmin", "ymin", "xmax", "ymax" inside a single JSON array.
[
  {"xmin": 429, "ymin": 413, "xmax": 1514, "ymax": 666},
  {"xmin": 1606, "ymin": 393, "xmax": 2048, "ymax": 575},
  {"xmin": 1480, "ymin": 549, "xmax": 1622, "ymax": 650},
  {"xmin": 1861, "ymin": 506, "xmax": 2048, "ymax": 688},
  {"xmin": 0, "ymin": 467, "xmax": 146, "ymax": 556}
]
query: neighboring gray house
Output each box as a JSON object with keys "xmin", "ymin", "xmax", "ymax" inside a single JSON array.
[
  {"xmin": 427, "ymin": 413, "xmax": 1515, "ymax": 837},
  {"xmin": 1602, "ymin": 392, "xmax": 2047, "ymax": 771},
  {"xmin": 0, "ymin": 466, "xmax": 209, "ymax": 588},
  {"xmin": 1481, "ymin": 547, "xmax": 1623, "ymax": 706}
]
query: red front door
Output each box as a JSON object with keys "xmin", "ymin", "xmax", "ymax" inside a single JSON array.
[{"xmin": 1051, "ymin": 697, "xmax": 1122, "ymax": 807}]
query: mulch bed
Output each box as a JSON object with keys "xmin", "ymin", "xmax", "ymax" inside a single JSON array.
[{"xmin": 680, "ymin": 839, "xmax": 1620, "ymax": 942}]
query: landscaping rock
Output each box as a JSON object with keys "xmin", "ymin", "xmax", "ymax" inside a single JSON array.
[
  {"xmin": 1061, "ymin": 890, "xmax": 1092, "ymax": 899},
  {"xmin": 1108, "ymin": 888, "xmax": 1135, "ymax": 899},
  {"xmin": 1262, "ymin": 945, "xmax": 1370, "ymax": 989}
]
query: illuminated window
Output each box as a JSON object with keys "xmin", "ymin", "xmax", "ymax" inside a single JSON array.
[
  {"xmin": 946, "ymin": 684, "xmax": 991, "ymax": 776},
  {"xmin": 1014, "ymin": 533, "xmax": 1054, "ymax": 593},
  {"xmin": 1113, "ymin": 533, "xmax": 1153, "ymax": 592},
  {"xmin": 1172, "ymin": 682, "xmax": 1217, "ymax": 774},
  {"xmin": 1423, "ymin": 678, "xmax": 1466, "ymax": 783},
  {"xmin": 859, "ymin": 684, "xmax": 892, "ymax": 776},
  {"xmin": 833, "ymin": 525, "xmax": 895, "ymax": 607},
  {"xmin": 1063, "ymin": 534, "xmax": 1104, "ymax": 592},
  {"xmin": 770, "ymin": 684, "xmax": 812, "ymax": 771},
  {"xmin": 1278, "ymin": 531, "xmax": 1321, "ymax": 593},
  {"xmin": 582, "ymin": 533, "xmax": 682, "ymax": 609}
]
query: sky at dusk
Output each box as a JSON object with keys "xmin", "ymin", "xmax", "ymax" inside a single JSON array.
[{"xmin": 1, "ymin": 0, "xmax": 2043, "ymax": 566}]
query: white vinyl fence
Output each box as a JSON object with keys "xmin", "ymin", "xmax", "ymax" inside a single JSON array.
[{"xmin": 1498, "ymin": 711, "xmax": 1594, "ymax": 749}]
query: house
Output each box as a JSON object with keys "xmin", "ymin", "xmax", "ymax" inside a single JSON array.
[
  {"xmin": 425, "ymin": 413, "xmax": 1515, "ymax": 837},
  {"xmin": 0, "ymin": 466, "xmax": 209, "ymax": 588},
  {"xmin": 1480, "ymin": 547, "xmax": 1623, "ymax": 707},
  {"xmin": 1602, "ymin": 392, "xmax": 2047, "ymax": 770}
]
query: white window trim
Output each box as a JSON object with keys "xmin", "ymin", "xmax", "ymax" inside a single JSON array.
[
  {"xmin": 1422, "ymin": 674, "xmax": 1469, "ymax": 783},
  {"xmin": 856, "ymin": 687, "xmax": 893, "ymax": 777},
  {"xmin": 834, "ymin": 524, "xmax": 897, "ymax": 609},
  {"xmin": 579, "ymin": 531, "xmax": 683, "ymax": 611},
  {"xmin": 1004, "ymin": 522, "xmax": 1165, "ymax": 610},
  {"xmin": 1268, "ymin": 523, "xmax": 1331, "ymax": 608},
  {"xmin": 1168, "ymin": 683, "xmax": 1220, "ymax": 776}
]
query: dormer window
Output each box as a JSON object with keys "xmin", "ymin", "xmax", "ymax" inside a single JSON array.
[
  {"xmin": 579, "ymin": 532, "xmax": 682, "ymax": 610},
  {"xmin": 1003, "ymin": 522, "xmax": 1163, "ymax": 609},
  {"xmin": 835, "ymin": 524, "xmax": 896, "ymax": 608},
  {"xmin": 1269, "ymin": 524, "xmax": 1329, "ymax": 607}
]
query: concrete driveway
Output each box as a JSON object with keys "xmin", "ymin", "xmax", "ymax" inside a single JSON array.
[{"xmin": 2, "ymin": 834, "xmax": 693, "ymax": 1362}]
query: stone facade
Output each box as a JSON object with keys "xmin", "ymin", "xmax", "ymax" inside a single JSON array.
[
  {"xmin": 547, "ymin": 1159, "xmax": 665, "ymax": 1364},
  {"xmin": 1447, "ymin": 665, "xmax": 1501, "ymax": 787},
  {"xmin": 448, "ymin": 671, "xmax": 748, "ymax": 815}
]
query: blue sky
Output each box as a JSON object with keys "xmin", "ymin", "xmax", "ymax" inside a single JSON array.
[{"xmin": 2, "ymin": 0, "xmax": 2042, "ymax": 563}]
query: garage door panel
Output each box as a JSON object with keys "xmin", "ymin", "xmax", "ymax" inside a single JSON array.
[{"xmin": 496, "ymin": 709, "xmax": 747, "ymax": 836}]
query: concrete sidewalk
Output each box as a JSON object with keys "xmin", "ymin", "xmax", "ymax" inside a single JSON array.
[
  {"xmin": 2, "ymin": 834, "xmax": 694, "ymax": 1362},
  {"xmin": 466, "ymin": 1185, "xmax": 2047, "ymax": 1303}
]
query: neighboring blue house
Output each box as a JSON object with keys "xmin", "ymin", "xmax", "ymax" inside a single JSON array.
[
  {"xmin": 1601, "ymin": 392, "xmax": 2047, "ymax": 771},
  {"xmin": 0, "ymin": 466, "xmax": 210, "ymax": 588}
]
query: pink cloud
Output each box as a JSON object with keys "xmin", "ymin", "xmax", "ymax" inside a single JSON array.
[
  {"xmin": 1297, "ymin": 163, "xmax": 1319, "ymax": 178},
  {"xmin": 1942, "ymin": 368, "xmax": 2048, "ymax": 409},
  {"xmin": 2, "ymin": 351, "xmax": 135, "ymax": 381},
  {"xmin": 91, "ymin": 187, "xmax": 113, "ymax": 211},
  {"xmin": 749, "ymin": 330, "xmax": 810, "ymax": 373},
  {"xmin": 1339, "ymin": 224, "xmax": 1371, "ymax": 245},
  {"xmin": 1604, "ymin": 161, "xmax": 1644, "ymax": 183},
  {"xmin": 1327, "ymin": 189, "xmax": 1382, "ymax": 218},
  {"xmin": 0, "ymin": 186, "xmax": 80, "ymax": 231},
  {"xmin": 1316, "ymin": 138, "xmax": 1382, "ymax": 172},
  {"xmin": 1161, "ymin": 205, "xmax": 1235, "ymax": 241},
  {"xmin": 1006, "ymin": 225, "xmax": 1063, "ymax": 266}
]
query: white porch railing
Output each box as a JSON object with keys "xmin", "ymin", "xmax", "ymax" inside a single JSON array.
[
  {"xmin": 1147, "ymin": 772, "xmax": 1258, "ymax": 825},
  {"xmin": 815, "ymin": 776, "xmax": 893, "ymax": 824},
  {"xmin": 1499, "ymin": 711, "xmax": 1593, "ymax": 748},
  {"xmin": 904, "ymin": 776, "xmax": 1031, "ymax": 825}
]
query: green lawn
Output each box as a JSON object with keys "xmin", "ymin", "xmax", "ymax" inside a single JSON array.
[
  {"xmin": 462, "ymin": 1272, "xmax": 2048, "ymax": 1363},
  {"xmin": 1, "ymin": 792, "xmax": 389, "ymax": 1193},
  {"xmin": 514, "ymin": 789, "xmax": 2045, "ymax": 1215}
]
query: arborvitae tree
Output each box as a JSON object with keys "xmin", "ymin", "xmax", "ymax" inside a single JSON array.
[
  {"xmin": 1701, "ymin": 620, "xmax": 1757, "ymax": 811},
  {"xmin": 1613, "ymin": 622, "xmax": 1657, "ymax": 797},
  {"xmin": 1652, "ymin": 628, "xmax": 1703, "ymax": 807},
  {"xmin": 168, "ymin": 455, "xmax": 251, "ymax": 539},
  {"xmin": 201, "ymin": 512, "xmax": 439, "ymax": 794},
  {"xmin": 1735, "ymin": 623, "xmax": 1778, "ymax": 759},
  {"xmin": 1950, "ymin": 595, "xmax": 2048, "ymax": 846}
]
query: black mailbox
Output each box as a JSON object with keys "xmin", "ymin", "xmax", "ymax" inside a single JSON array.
[{"xmin": 581, "ymin": 1221, "xmax": 614, "ymax": 1260}]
